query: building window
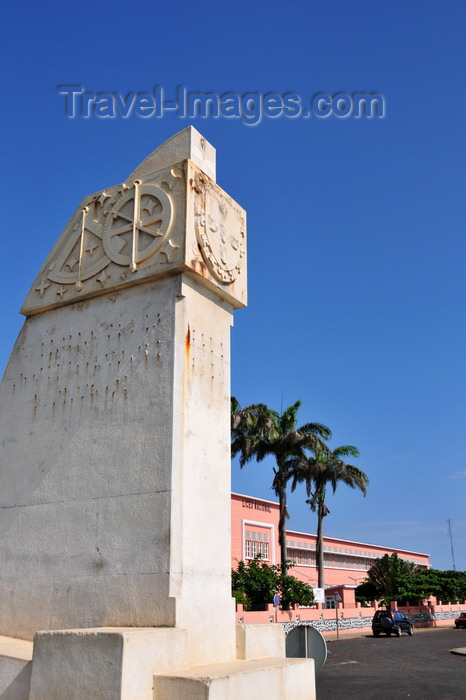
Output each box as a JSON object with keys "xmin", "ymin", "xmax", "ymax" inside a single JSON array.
[
  {"xmin": 245, "ymin": 530, "xmax": 270, "ymax": 560},
  {"xmin": 258, "ymin": 541, "xmax": 269, "ymax": 559},
  {"xmin": 286, "ymin": 546, "xmax": 316, "ymax": 567}
]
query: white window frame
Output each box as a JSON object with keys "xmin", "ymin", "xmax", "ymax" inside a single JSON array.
[{"xmin": 242, "ymin": 520, "xmax": 276, "ymax": 564}]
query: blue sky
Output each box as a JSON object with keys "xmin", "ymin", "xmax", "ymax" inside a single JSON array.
[{"xmin": 2, "ymin": 1, "xmax": 465, "ymax": 571}]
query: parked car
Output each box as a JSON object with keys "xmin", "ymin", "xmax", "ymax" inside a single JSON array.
[
  {"xmin": 455, "ymin": 612, "xmax": 466, "ymax": 629},
  {"xmin": 372, "ymin": 609, "xmax": 414, "ymax": 637}
]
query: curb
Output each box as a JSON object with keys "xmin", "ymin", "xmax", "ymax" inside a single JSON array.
[{"xmin": 450, "ymin": 647, "xmax": 466, "ymax": 656}]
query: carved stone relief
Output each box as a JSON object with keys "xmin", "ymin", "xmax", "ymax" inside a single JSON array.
[
  {"xmin": 193, "ymin": 175, "xmax": 245, "ymax": 285},
  {"xmin": 22, "ymin": 167, "xmax": 184, "ymax": 315},
  {"xmin": 22, "ymin": 156, "xmax": 247, "ymax": 316}
]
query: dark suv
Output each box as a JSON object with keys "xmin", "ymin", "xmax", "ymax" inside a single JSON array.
[{"xmin": 372, "ymin": 609, "xmax": 414, "ymax": 637}]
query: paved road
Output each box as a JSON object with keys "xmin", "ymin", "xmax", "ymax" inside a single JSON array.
[{"xmin": 316, "ymin": 627, "xmax": 466, "ymax": 699}]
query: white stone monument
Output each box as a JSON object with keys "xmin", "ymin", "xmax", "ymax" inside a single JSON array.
[{"xmin": 0, "ymin": 128, "xmax": 315, "ymax": 699}]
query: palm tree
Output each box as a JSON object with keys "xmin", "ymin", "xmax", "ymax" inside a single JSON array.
[
  {"xmin": 231, "ymin": 398, "xmax": 331, "ymax": 575},
  {"xmin": 291, "ymin": 445, "xmax": 368, "ymax": 588},
  {"xmin": 230, "ymin": 397, "xmax": 276, "ymax": 435}
]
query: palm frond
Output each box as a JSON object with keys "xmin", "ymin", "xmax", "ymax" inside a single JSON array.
[
  {"xmin": 298, "ymin": 422, "xmax": 332, "ymax": 440},
  {"xmin": 278, "ymin": 400, "xmax": 302, "ymax": 433},
  {"xmin": 331, "ymin": 445, "xmax": 360, "ymax": 459}
]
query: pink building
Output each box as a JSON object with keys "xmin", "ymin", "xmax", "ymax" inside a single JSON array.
[{"xmin": 231, "ymin": 492, "xmax": 430, "ymax": 589}]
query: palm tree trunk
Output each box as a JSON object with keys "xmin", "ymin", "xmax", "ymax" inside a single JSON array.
[
  {"xmin": 316, "ymin": 500, "xmax": 325, "ymax": 589},
  {"xmin": 278, "ymin": 486, "xmax": 290, "ymax": 610},
  {"xmin": 278, "ymin": 488, "xmax": 288, "ymax": 574}
]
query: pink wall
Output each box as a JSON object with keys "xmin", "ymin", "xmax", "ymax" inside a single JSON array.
[
  {"xmin": 235, "ymin": 599, "xmax": 464, "ymax": 633},
  {"xmin": 231, "ymin": 493, "xmax": 279, "ymax": 567}
]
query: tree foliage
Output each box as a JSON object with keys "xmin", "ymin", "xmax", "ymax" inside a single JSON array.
[
  {"xmin": 399, "ymin": 569, "xmax": 466, "ymax": 604},
  {"xmin": 367, "ymin": 553, "xmax": 418, "ymax": 599},
  {"xmin": 355, "ymin": 554, "xmax": 466, "ymax": 606},
  {"xmin": 232, "ymin": 558, "xmax": 315, "ymax": 611}
]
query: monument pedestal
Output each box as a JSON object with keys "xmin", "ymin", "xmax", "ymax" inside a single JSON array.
[
  {"xmin": 24, "ymin": 626, "xmax": 315, "ymax": 700},
  {"xmin": 154, "ymin": 657, "xmax": 315, "ymax": 700},
  {"xmin": 0, "ymin": 625, "xmax": 316, "ymax": 700},
  {"xmin": 0, "ymin": 636, "xmax": 32, "ymax": 700},
  {"xmin": 28, "ymin": 628, "xmax": 188, "ymax": 700}
]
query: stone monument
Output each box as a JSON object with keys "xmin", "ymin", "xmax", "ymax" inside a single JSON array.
[{"xmin": 0, "ymin": 128, "xmax": 315, "ymax": 699}]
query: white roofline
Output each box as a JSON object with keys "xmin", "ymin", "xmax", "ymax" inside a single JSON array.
[
  {"xmin": 231, "ymin": 492, "xmax": 278, "ymax": 507},
  {"xmin": 286, "ymin": 529, "xmax": 430, "ymax": 558}
]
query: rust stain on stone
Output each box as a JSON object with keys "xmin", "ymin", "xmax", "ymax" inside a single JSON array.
[
  {"xmin": 190, "ymin": 259, "xmax": 207, "ymax": 277},
  {"xmin": 185, "ymin": 323, "xmax": 191, "ymax": 357}
]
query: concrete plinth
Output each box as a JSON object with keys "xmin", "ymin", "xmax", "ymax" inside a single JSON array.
[
  {"xmin": 236, "ymin": 623, "xmax": 286, "ymax": 660},
  {"xmin": 23, "ymin": 626, "xmax": 315, "ymax": 700},
  {"xmin": 0, "ymin": 636, "xmax": 32, "ymax": 700},
  {"xmin": 154, "ymin": 657, "xmax": 316, "ymax": 700},
  {"xmin": 28, "ymin": 628, "xmax": 188, "ymax": 700}
]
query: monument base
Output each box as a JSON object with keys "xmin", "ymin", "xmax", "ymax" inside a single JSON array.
[
  {"xmin": 28, "ymin": 627, "xmax": 188, "ymax": 700},
  {"xmin": 0, "ymin": 636, "xmax": 33, "ymax": 700},
  {"xmin": 154, "ymin": 657, "xmax": 315, "ymax": 700},
  {"xmin": 1, "ymin": 625, "xmax": 316, "ymax": 700}
]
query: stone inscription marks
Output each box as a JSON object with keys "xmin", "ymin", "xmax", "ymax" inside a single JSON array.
[{"xmin": 10, "ymin": 314, "xmax": 168, "ymax": 420}]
